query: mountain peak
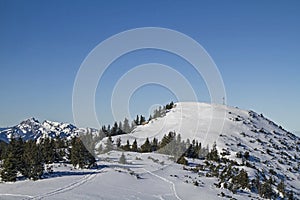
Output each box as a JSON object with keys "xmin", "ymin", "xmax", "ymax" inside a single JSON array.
[{"xmin": 20, "ymin": 117, "xmax": 40, "ymax": 124}]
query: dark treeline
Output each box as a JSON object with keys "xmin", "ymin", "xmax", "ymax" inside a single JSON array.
[
  {"xmin": 99, "ymin": 101, "xmax": 175, "ymax": 137},
  {"xmin": 0, "ymin": 136, "xmax": 96, "ymax": 182},
  {"xmin": 103, "ymin": 131, "xmax": 209, "ymax": 165}
]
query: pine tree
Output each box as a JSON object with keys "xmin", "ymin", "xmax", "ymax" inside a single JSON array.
[
  {"xmin": 131, "ymin": 139, "xmax": 138, "ymax": 152},
  {"xmin": 111, "ymin": 122, "xmax": 118, "ymax": 136},
  {"xmin": 206, "ymin": 142, "xmax": 219, "ymax": 161},
  {"xmin": 119, "ymin": 153, "xmax": 127, "ymax": 164},
  {"xmin": 140, "ymin": 115, "xmax": 146, "ymax": 125},
  {"xmin": 141, "ymin": 138, "xmax": 151, "ymax": 152},
  {"xmin": 170, "ymin": 101, "xmax": 174, "ymax": 108},
  {"xmin": 80, "ymin": 131, "xmax": 96, "ymax": 157},
  {"xmin": 0, "ymin": 141, "xmax": 8, "ymax": 160},
  {"xmin": 54, "ymin": 136, "xmax": 66, "ymax": 162},
  {"xmin": 22, "ymin": 140, "xmax": 44, "ymax": 180},
  {"xmin": 153, "ymin": 108, "xmax": 159, "ymax": 118},
  {"xmin": 260, "ymin": 179, "xmax": 274, "ymax": 199},
  {"xmin": 105, "ymin": 135, "xmax": 114, "ymax": 152},
  {"xmin": 123, "ymin": 118, "xmax": 130, "ymax": 133},
  {"xmin": 160, "ymin": 134, "xmax": 170, "ymax": 149},
  {"xmin": 118, "ymin": 121, "xmax": 123, "ymax": 133},
  {"xmin": 9, "ymin": 138, "xmax": 24, "ymax": 172},
  {"xmin": 41, "ymin": 137, "xmax": 55, "ymax": 164},
  {"xmin": 277, "ymin": 180, "xmax": 285, "ymax": 196},
  {"xmin": 135, "ymin": 115, "xmax": 140, "ymax": 126},
  {"xmin": 70, "ymin": 138, "xmax": 96, "ymax": 169},
  {"xmin": 177, "ymin": 155, "xmax": 188, "ymax": 166},
  {"xmin": 287, "ymin": 190, "xmax": 294, "ymax": 200},
  {"xmin": 107, "ymin": 125, "xmax": 111, "ymax": 135},
  {"xmin": 252, "ymin": 171, "xmax": 261, "ymax": 193},
  {"xmin": 151, "ymin": 138, "xmax": 158, "ymax": 152},
  {"xmin": 116, "ymin": 137, "xmax": 121, "ymax": 148},
  {"xmin": 123, "ymin": 140, "xmax": 131, "ymax": 151},
  {"xmin": 234, "ymin": 169, "xmax": 249, "ymax": 189},
  {"xmin": 1, "ymin": 152, "xmax": 18, "ymax": 182}
]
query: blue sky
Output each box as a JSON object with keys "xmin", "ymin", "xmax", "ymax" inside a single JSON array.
[{"xmin": 0, "ymin": 0, "xmax": 299, "ymax": 133}]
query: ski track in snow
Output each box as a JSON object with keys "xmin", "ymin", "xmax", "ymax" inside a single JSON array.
[
  {"xmin": 0, "ymin": 194, "xmax": 33, "ymax": 198},
  {"xmin": 23, "ymin": 171, "xmax": 99, "ymax": 200},
  {"xmin": 143, "ymin": 169, "xmax": 182, "ymax": 200}
]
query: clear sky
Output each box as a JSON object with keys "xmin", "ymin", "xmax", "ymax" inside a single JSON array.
[{"xmin": 0, "ymin": 0, "xmax": 299, "ymax": 134}]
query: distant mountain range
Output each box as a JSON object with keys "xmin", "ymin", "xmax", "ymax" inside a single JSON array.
[{"xmin": 0, "ymin": 117, "xmax": 97, "ymax": 143}]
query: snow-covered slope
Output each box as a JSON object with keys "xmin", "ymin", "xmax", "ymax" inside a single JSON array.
[
  {"xmin": 0, "ymin": 151, "xmax": 233, "ymax": 200},
  {"xmin": 103, "ymin": 102, "xmax": 300, "ymax": 197},
  {"xmin": 111, "ymin": 102, "xmax": 299, "ymax": 148}
]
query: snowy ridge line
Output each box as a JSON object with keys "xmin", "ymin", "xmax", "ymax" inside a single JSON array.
[
  {"xmin": 24, "ymin": 172, "xmax": 99, "ymax": 200},
  {"xmin": 143, "ymin": 169, "xmax": 182, "ymax": 200}
]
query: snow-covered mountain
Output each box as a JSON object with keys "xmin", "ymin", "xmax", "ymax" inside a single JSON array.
[
  {"xmin": 1, "ymin": 102, "xmax": 299, "ymax": 199},
  {"xmin": 109, "ymin": 102, "xmax": 299, "ymax": 150},
  {"xmin": 102, "ymin": 102, "xmax": 300, "ymax": 198},
  {"xmin": 0, "ymin": 118, "xmax": 95, "ymax": 143}
]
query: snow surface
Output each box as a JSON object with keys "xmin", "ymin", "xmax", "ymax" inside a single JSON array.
[
  {"xmin": 1, "ymin": 102, "xmax": 300, "ymax": 199},
  {"xmin": 0, "ymin": 151, "xmax": 253, "ymax": 200}
]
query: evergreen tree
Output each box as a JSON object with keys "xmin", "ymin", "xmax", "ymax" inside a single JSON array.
[
  {"xmin": 206, "ymin": 142, "xmax": 219, "ymax": 161},
  {"xmin": 277, "ymin": 180, "xmax": 286, "ymax": 196},
  {"xmin": 119, "ymin": 153, "xmax": 127, "ymax": 164},
  {"xmin": 9, "ymin": 138, "xmax": 24, "ymax": 172},
  {"xmin": 123, "ymin": 140, "xmax": 131, "ymax": 151},
  {"xmin": 80, "ymin": 131, "xmax": 97, "ymax": 157},
  {"xmin": 54, "ymin": 136, "xmax": 66, "ymax": 162},
  {"xmin": 140, "ymin": 115, "xmax": 146, "ymax": 124},
  {"xmin": 22, "ymin": 140, "xmax": 44, "ymax": 180},
  {"xmin": 158, "ymin": 106, "xmax": 162, "ymax": 117},
  {"xmin": 234, "ymin": 169, "xmax": 249, "ymax": 189},
  {"xmin": 170, "ymin": 101, "xmax": 174, "ymax": 108},
  {"xmin": 151, "ymin": 138, "xmax": 158, "ymax": 152},
  {"xmin": 287, "ymin": 190, "xmax": 294, "ymax": 200},
  {"xmin": 165, "ymin": 101, "xmax": 174, "ymax": 109},
  {"xmin": 123, "ymin": 118, "xmax": 131, "ymax": 133},
  {"xmin": 252, "ymin": 171, "xmax": 262, "ymax": 193},
  {"xmin": 260, "ymin": 179, "xmax": 274, "ymax": 199},
  {"xmin": 111, "ymin": 122, "xmax": 118, "ymax": 136},
  {"xmin": 70, "ymin": 138, "xmax": 96, "ymax": 169},
  {"xmin": 105, "ymin": 135, "xmax": 114, "ymax": 152},
  {"xmin": 160, "ymin": 134, "xmax": 170, "ymax": 149},
  {"xmin": 41, "ymin": 137, "xmax": 55, "ymax": 164},
  {"xmin": 141, "ymin": 138, "xmax": 151, "ymax": 152},
  {"xmin": 177, "ymin": 155, "xmax": 188, "ymax": 165},
  {"xmin": 131, "ymin": 139, "xmax": 138, "ymax": 152},
  {"xmin": 153, "ymin": 108, "xmax": 159, "ymax": 118},
  {"xmin": 1, "ymin": 152, "xmax": 18, "ymax": 182},
  {"xmin": 107, "ymin": 125, "xmax": 111, "ymax": 135},
  {"xmin": 0, "ymin": 141, "xmax": 8, "ymax": 160},
  {"xmin": 175, "ymin": 135, "xmax": 186, "ymax": 159},
  {"xmin": 135, "ymin": 115, "xmax": 140, "ymax": 126},
  {"xmin": 118, "ymin": 121, "xmax": 123, "ymax": 132},
  {"xmin": 116, "ymin": 137, "xmax": 121, "ymax": 148}
]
